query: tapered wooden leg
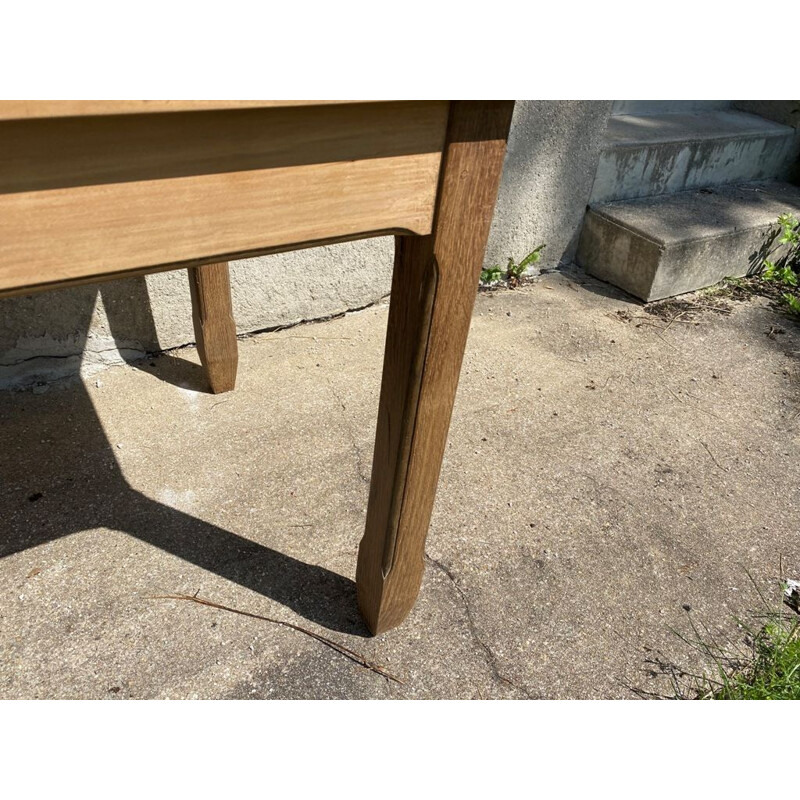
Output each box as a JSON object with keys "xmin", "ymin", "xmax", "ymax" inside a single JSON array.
[
  {"xmin": 356, "ymin": 101, "xmax": 515, "ymax": 634},
  {"xmin": 188, "ymin": 262, "xmax": 238, "ymax": 393}
]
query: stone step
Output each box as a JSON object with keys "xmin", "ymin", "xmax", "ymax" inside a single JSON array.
[
  {"xmin": 611, "ymin": 100, "xmax": 731, "ymax": 116},
  {"xmin": 590, "ymin": 110, "xmax": 799, "ymax": 204},
  {"xmin": 576, "ymin": 182, "xmax": 800, "ymax": 302}
]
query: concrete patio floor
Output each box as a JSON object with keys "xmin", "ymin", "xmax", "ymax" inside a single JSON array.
[{"xmin": 1, "ymin": 267, "xmax": 798, "ymax": 699}]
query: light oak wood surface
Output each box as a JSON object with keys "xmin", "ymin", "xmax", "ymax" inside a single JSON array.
[
  {"xmin": 188, "ymin": 262, "xmax": 238, "ymax": 394},
  {"xmin": 356, "ymin": 101, "xmax": 515, "ymax": 633},
  {"xmin": 0, "ymin": 99, "xmax": 514, "ymax": 635},
  {"xmin": 0, "ymin": 100, "xmax": 381, "ymax": 120},
  {"xmin": 0, "ymin": 101, "xmax": 449, "ymax": 296}
]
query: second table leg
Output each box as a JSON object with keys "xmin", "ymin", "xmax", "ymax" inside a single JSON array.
[{"xmin": 188, "ymin": 262, "xmax": 238, "ymax": 394}]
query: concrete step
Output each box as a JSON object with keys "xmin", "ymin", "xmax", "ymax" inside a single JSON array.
[
  {"xmin": 611, "ymin": 100, "xmax": 731, "ymax": 116},
  {"xmin": 590, "ymin": 110, "xmax": 799, "ymax": 204},
  {"xmin": 576, "ymin": 182, "xmax": 800, "ymax": 301}
]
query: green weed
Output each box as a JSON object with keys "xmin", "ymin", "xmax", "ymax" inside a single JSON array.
[
  {"xmin": 480, "ymin": 244, "xmax": 546, "ymax": 288},
  {"xmin": 761, "ymin": 213, "xmax": 800, "ymax": 316},
  {"xmin": 639, "ymin": 570, "xmax": 800, "ymax": 700},
  {"xmin": 479, "ymin": 264, "xmax": 504, "ymax": 285}
]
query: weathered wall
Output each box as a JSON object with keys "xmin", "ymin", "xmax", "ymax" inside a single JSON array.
[
  {"xmin": 0, "ymin": 101, "xmax": 612, "ymax": 389},
  {"xmin": 734, "ymin": 101, "xmax": 800, "ymax": 184},
  {"xmin": 485, "ymin": 101, "xmax": 613, "ymax": 269},
  {"xmin": 0, "ymin": 239, "xmax": 394, "ymax": 388}
]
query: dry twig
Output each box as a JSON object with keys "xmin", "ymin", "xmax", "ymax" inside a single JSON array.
[
  {"xmin": 661, "ymin": 310, "xmax": 690, "ymax": 333},
  {"xmin": 698, "ymin": 440, "xmax": 727, "ymax": 472},
  {"xmin": 150, "ymin": 593, "xmax": 404, "ymax": 684}
]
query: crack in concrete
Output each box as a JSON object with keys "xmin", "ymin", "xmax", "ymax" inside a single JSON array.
[
  {"xmin": 325, "ymin": 379, "xmax": 371, "ymax": 485},
  {"xmin": 424, "ymin": 553, "xmax": 534, "ymax": 699},
  {"xmin": 0, "ymin": 344, "xmax": 151, "ymax": 369},
  {"xmin": 0, "ymin": 352, "xmax": 82, "ymax": 367},
  {"xmin": 2, "ymin": 296, "xmax": 392, "ymax": 387}
]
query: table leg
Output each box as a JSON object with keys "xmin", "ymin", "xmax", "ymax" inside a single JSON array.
[
  {"xmin": 188, "ymin": 262, "xmax": 238, "ymax": 393},
  {"xmin": 356, "ymin": 101, "xmax": 515, "ymax": 634}
]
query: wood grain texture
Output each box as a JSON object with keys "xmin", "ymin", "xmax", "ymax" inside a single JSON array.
[
  {"xmin": 356, "ymin": 101, "xmax": 515, "ymax": 634},
  {"xmin": 0, "ymin": 100, "xmax": 382, "ymax": 120},
  {"xmin": 0, "ymin": 98, "xmax": 512, "ymax": 636},
  {"xmin": 188, "ymin": 262, "xmax": 238, "ymax": 394},
  {"xmin": 0, "ymin": 101, "xmax": 449, "ymax": 295},
  {"xmin": 0, "ymin": 231, "xmax": 399, "ymax": 300}
]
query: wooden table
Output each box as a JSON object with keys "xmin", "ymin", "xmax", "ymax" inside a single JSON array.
[{"xmin": 0, "ymin": 100, "xmax": 514, "ymax": 634}]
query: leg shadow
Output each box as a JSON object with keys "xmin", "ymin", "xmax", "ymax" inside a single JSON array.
[
  {"xmin": 0, "ymin": 280, "xmax": 367, "ymax": 636},
  {"xmin": 115, "ymin": 493, "xmax": 366, "ymax": 635},
  {"xmin": 99, "ymin": 277, "xmax": 209, "ymax": 393}
]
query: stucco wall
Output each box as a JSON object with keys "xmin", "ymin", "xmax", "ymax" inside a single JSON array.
[
  {"xmin": 0, "ymin": 101, "xmax": 612, "ymax": 389},
  {"xmin": 486, "ymin": 100, "xmax": 613, "ymax": 267}
]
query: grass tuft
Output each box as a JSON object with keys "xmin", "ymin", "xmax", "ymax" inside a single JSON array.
[
  {"xmin": 711, "ymin": 618, "xmax": 800, "ymax": 699},
  {"xmin": 634, "ymin": 570, "xmax": 800, "ymax": 700}
]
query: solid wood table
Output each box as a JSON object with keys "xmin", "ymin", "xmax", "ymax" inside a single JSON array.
[{"xmin": 0, "ymin": 100, "xmax": 514, "ymax": 633}]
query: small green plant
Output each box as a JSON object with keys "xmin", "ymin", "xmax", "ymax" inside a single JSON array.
[
  {"xmin": 763, "ymin": 261, "xmax": 797, "ymax": 285},
  {"xmin": 506, "ymin": 244, "xmax": 546, "ymax": 284},
  {"xmin": 784, "ymin": 293, "xmax": 800, "ymax": 315},
  {"xmin": 777, "ymin": 212, "xmax": 800, "ymax": 247},
  {"xmin": 480, "ymin": 244, "xmax": 546, "ymax": 288},
  {"xmin": 637, "ymin": 571, "xmax": 800, "ymax": 700},
  {"xmin": 762, "ymin": 213, "xmax": 800, "ymax": 316},
  {"xmin": 479, "ymin": 264, "xmax": 504, "ymax": 285},
  {"xmin": 711, "ymin": 615, "xmax": 800, "ymax": 699}
]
